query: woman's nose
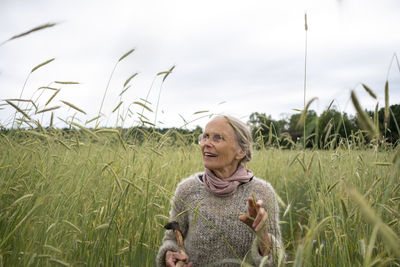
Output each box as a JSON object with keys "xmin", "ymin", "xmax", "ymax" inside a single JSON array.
[{"xmin": 202, "ymin": 136, "xmax": 212, "ymax": 146}]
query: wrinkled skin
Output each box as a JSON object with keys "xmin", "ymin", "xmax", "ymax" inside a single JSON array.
[{"xmin": 200, "ymin": 117, "xmax": 245, "ymax": 178}]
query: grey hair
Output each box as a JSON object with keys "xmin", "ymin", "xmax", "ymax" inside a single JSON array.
[{"xmin": 219, "ymin": 115, "xmax": 253, "ymax": 164}]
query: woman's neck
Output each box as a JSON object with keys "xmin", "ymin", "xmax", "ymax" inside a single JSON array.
[{"xmin": 212, "ymin": 165, "xmax": 239, "ymax": 179}]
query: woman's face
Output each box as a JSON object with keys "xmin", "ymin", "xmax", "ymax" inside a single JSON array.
[{"xmin": 200, "ymin": 117, "xmax": 245, "ymax": 178}]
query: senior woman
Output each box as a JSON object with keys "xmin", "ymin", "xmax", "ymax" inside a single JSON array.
[{"xmin": 157, "ymin": 116, "xmax": 284, "ymax": 267}]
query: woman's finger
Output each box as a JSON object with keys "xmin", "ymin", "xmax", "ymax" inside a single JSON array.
[
  {"xmin": 247, "ymin": 197, "xmax": 257, "ymax": 217},
  {"xmin": 238, "ymin": 214, "xmax": 248, "ymax": 223},
  {"xmin": 255, "ymin": 211, "xmax": 268, "ymax": 232},
  {"xmin": 165, "ymin": 251, "xmax": 174, "ymax": 267},
  {"xmin": 256, "ymin": 200, "xmax": 263, "ymax": 211},
  {"xmin": 252, "ymin": 206, "xmax": 264, "ymax": 229},
  {"xmin": 165, "ymin": 252, "xmax": 175, "ymax": 267},
  {"xmin": 250, "ymin": 200, "xmax": 263, "ymax": 226}
]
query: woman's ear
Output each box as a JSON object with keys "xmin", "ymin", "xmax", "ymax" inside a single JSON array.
[{"xmin": 235, "ymin": 148, "xmax": 246, "ymax": 160}]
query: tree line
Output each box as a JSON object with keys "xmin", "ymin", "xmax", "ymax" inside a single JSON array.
[
  {"xmin": 248, "ymin": 104, "xmax": 400, "ymax": 149},
  {"xmin": 1, "ymin": 104, "xmax": 399, "ymax": 149}
]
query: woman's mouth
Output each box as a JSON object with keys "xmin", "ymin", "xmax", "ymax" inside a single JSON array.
[{"xmin": 204, "ymin": 152, "xmax": 217, "ymax": 157}]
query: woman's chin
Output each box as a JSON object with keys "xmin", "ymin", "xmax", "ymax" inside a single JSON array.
[{"xmin": 203, "ymin": 162, "xmax": 216, "ymax": 171}]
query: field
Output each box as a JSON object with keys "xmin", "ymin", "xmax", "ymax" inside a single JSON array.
[{"xmin": 1, "ymin": 131, "xmax": 399, "ymax": 266}]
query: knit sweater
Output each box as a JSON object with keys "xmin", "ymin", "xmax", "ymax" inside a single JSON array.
[{"xmin": 156, "ymin": 173, "xmax": 284, "ymax": 267}]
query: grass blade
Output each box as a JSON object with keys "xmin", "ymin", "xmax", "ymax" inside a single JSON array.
[
  {"xmin": 55, "ymin": 139, "xmax": 71, "ymax": 150},
  {"xmin": 44, "ymin": 244, "xmax": 62, "ymax": 254},
  {"xmin": 31, "ymin": 58, "xmax": 55, "ymax": 73},
  {"xmin": 50, "ymin": 112, "xmax": 54, "ymax": 127},
  {"xmin": 45, "ymin": 89, "xmax": 60, "ymax": 106},
  {"xmin": 62, "ymin": 220, "xmax": 81, "ymax": 233},
  {"xmin": 133, "ymin": 101, "xmax": 153, "ymax": 112},
  {"xmin": 5, "ymin": 98, "xmax": 33, "ymax": 103},
  {"xmin": 119, "ymin": 85, "xmax": 131, "ymax": 96},
  {"xmin": 304, "ymin": 13, "xmax": 308, "ymax": 31},
  {"xmin": 70, "ymin": 122, "xmax": 98, "ymax": 139},
  {"xmin": 37, "ymin": 106, "xmax": 61, "ymax": 114},
  {"xmin": 60, "ymin": 100, "xmax": 86, "ymax": 114},
  {"xmin": 38, "ymin": 86, "xmax": 58, "ymax": 91},
  {"xmin": 10, "ymin": 194, "xmax": 33, "ymax": 207},
  {"xmin": 95, "ymin": 129, "xmax": 120, "ymax": 134},
  {"xmin": 55, "ymin": 81, "xmax": 79, "ymax": 85},
  {"xmin": 157, "ymin": 65, "xmax": 175, "ymax": 83},
  {"xmin": 48, "ymin": 258, "xmax": 70, "ymax": 266},
  {"xmin": 123, "ymin": 73, "xmax": 138, "ymax": 87},
  {"xmin": 1, "ymin": 22, "xmax": 57, "ymax": 45},
  {"xmin": 350, "ymin": 91, "xmax": 378, "ymax": 137},
  {"xmin": 374, "ymin": 102, "xmax": 379, "ymax": 131},
  {"xmin": 6, "ymin": 100, "xmax": 31, "ymax": 120},
  {"xmin": 106, "ymin": 165, "xmax": 123, "ymax": 191},
  {"xmin": 119, "ymin": 48, "xmax": 135, "ymax": 62},
  {"xmin": 85, "ymin": 116, "xmax": 101, "ymax": 125},
  {"xmin": 384, "ymin": 80, "xmax": 390, "ymax": 129},
  {"xmin": 112, "ymin": 101, "xmax": 123, "ymax": 113},
  {"xmin": 362, "ymin": 84, "xmax": 377, "ymax": 99},
  {"xmin": 297, "ymin": 97, "xmax": 318, "ymax": 128},
  {"xmin": 193, "ymin": 110, "xmax": 209, "ymax": 115},
  {"xmin": 140, "ymin": 119, "xmax": 155, "ymax": 126},
  {"xmin": 95, "ymin": 223, "xmax": 110, "ymax": 231},
  {"xmin": 326, "ymin": 100, "xmax": 334, "ymax": 112}
]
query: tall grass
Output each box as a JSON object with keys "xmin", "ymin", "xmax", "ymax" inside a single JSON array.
[
  {"xmin": 0, "ymin": 131, "xmax": 399, "ymax": 266},
  {"xmin": 0, "ymin": 131, "xmax": 202, "ymax": 266}
]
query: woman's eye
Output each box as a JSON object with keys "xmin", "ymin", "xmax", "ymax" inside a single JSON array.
[{"xmin": 213, "ymin": 134, "xmax": 223, "ymax": 142}]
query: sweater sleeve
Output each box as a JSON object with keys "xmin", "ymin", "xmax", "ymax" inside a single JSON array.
[
  {"xmin": 156, "ymin": 178, "xmax": 191, "ymax": 267},
  {"xmin": 250, "ymin": 182, "xmax": 285, "ymax": 267}
]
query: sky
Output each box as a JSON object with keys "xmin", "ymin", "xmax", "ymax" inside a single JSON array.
[{"xmin": 0, "ymin": 0, "xmax": 399, "ymax": 129}]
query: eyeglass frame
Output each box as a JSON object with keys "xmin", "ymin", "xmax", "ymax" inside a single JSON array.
[{"xmin": 198, "ymin": 133, "xmax": 225, "ymax": 145}]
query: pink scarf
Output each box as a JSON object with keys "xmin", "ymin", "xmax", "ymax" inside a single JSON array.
[{"xmin": 203, "ymin": 165, "xmax": 254, "ymax": 196}]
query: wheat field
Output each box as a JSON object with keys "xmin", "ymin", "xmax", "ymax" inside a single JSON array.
[{"xmin": 0, "ymin": 130, "xmax": 399, "ymax": 266}]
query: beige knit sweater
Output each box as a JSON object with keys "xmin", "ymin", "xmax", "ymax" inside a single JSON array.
[{"xmin": 156, "ymin": 173, "xmax": 284, "ymax": 267}]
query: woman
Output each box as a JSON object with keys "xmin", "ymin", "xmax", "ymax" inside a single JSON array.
[{"xmin": 157, "ymin": 116, "xmax": 284, "ymax": 267}]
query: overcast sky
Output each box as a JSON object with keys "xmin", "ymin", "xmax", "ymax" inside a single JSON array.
[{"xmin": 1, "ymin": 0, "xmax": 399, "ymax": 129}]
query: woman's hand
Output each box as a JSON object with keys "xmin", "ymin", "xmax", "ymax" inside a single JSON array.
[
  {"xmin": 238, "ymin": 197, "xmax": 272, "ymax": 256},
  {"xmin": 165, "ymin": 251, "xmax": 192, "ymax": 267}
]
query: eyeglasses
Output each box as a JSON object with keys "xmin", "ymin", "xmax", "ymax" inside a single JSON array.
[{"xmin": 198, "ymin": 133, "xmax": 224, "ymax": 144}]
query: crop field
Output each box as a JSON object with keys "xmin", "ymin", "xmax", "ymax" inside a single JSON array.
[{"xmin": 0, "ymin": 130, "xmax": 399, "ymax": 266}]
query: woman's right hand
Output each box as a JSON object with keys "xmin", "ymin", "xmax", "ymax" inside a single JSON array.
[{"xmin": 165, "ymin": 251, "xmax": 192, "ymax": 267}]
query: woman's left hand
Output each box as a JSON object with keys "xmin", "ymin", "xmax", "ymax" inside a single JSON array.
[{"xmin": 239, "ymin": 197, "xmax": 271, "ymax": 256}]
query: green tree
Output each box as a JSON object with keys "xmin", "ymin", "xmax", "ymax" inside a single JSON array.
[
  {"xmin": 378, "ymin": 104, "xmax": 400, "ymax": 145},
  {"xmin": 248, "ymin": 112, "xmax": 288, "ymax": 148},
  {"xmin": 317, "ymin": 109, "xmax": 356, "ymax": 148},
  {"xmin": 288, "ymin": 110, "xmax": 318, "ymax": 148}
]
